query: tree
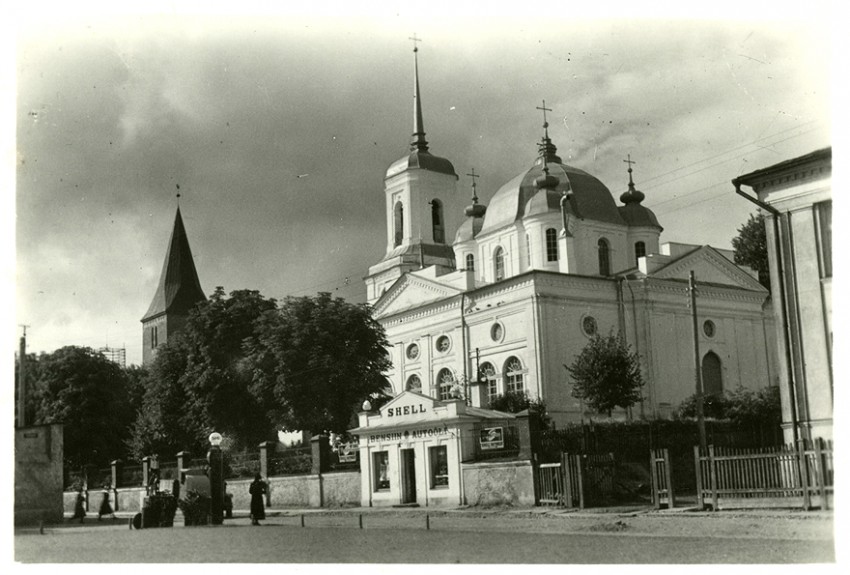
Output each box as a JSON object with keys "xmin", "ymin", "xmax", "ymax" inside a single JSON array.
[
  {"xmin": 129, "ymin": 287, "xmax": 279, "ymax": 458},
  {"xmin": 564, "ymin": 333, "xmax": 644, "ymax": 415},
  {"xmin": 246, "ymin": 292, "xmax": 392, "ymax": 434},
  {"xmin": 732, "ymin": 212, "xmax": 770, "ymax": 290},
  {"xmin": 488, "ymin": 390, "xmax": 552, "ymax": 430},
  {"xmin": 25, "ymin": 346, "xmax": 133, "ymax": 468}
]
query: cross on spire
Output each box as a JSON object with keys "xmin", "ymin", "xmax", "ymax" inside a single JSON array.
[
  {"xmin": 409, "ymin": 33, "xmax": 422, "ymax": 52},
  {"xmin": 624, "ymin": 154, "xmax": 636, "ymax": 186},
  {"xmin": 536, "ymin": 100, "xmax": 552, "ymax": 128},
  {"xmin": 466, "ymin": 168, "xmax": 480, "ymax": 203}
]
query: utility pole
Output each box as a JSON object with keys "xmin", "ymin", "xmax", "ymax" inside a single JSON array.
[
  {"xmin": 689, "ymin": 272, "xmax": 707, "ymax": 453},
  {"xmin": 18, "ymin": 324, "xmax": 30, "ymax": 428}
]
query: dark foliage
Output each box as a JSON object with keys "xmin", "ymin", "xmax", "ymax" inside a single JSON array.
[
  {"xmin": 732, "ymin": 212, "xmax": 771, "ymax": 290},
  {"xmin": 564, "ymin": 333, "xmax": 644, "ymax": 415},
  {"xmin": 488, "ymin": 390, "xmax": 552, "ymax": 430}
]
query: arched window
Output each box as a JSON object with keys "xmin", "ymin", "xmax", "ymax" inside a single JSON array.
[
  {"xmin": 431, "ymin": 199, "xmax": 445, "ymax": 244},
  {"xmin": 437, "ymin": 368, "xmax": 455, "ymax": 401},
  {"xmin": 598, "ymin": 238, "xmax": 610, "ymax": 276},
  {"xmin": 479, "ymin": 362, "xmax": 498, "ymax": 406},
  {"xmin": 406, "ymin": 374, "xmax": 422, "ymax": 393},
  {"xmin": 504, "ymin": 357, "xmax": 525, "ymax": 394},
  {"xmin": 634, "ymin": 241, "xmax": 646, "ymax": 266},
  {"xmin": 546, "ymin": 228, "xmax": 559, "ymax": 262},
  {"xmin": 702, "ymin": 352, "xmax": 723, "ymax": 396},
  {"xmin": 525, "ymin": 233, "xmax": 532, "ymax": 268},
  {"xmin": 466, "ymin": 253, "xmax": 475, "ymax": 272},
  {"xmin": 393, "ymin": 202, "xmax": 404, "ymax": 247},
  {"xmin": 494, "ymin": 247, "xmax": 505, "ymax": 281}
]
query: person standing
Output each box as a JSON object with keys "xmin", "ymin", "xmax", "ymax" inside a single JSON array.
[
  {"xmin": 248, "ymin": 474, "xmax": 267, "ymax": 526},
  {"xmin": 72, "ymin": 487, "xmax": 86, "ymax": 524},
  {"xmin": 98, "ymin": 482, "xmax": 115, "ymax": 521}
]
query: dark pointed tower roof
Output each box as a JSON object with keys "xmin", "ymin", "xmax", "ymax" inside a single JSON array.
[{"xmin": 141, "ymin": 207, "xmax": 206, "ymax": 322}]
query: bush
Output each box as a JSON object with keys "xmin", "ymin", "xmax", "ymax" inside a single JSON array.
[
  {"xmin": 676, "ymin": 386, "xmax": 781, "ymax": 426},
  {"xmin": 177, "ymin": 490, "xmax": 210, "ymax": 526}
]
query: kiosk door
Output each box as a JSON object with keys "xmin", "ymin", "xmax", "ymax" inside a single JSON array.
[{"xmin": 401, "ymin": 449, "xmax": 417, "ymax": 504}]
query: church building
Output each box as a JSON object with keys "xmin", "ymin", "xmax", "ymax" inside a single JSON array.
[
  {"xmin": 141, "ymin": 206, "xmax": 207, "ymax": 366},
  {"xmin": 365, "ymin": 46, "xmax": 778, "ymax": 426}
]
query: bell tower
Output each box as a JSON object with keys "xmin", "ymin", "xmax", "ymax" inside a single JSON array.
[
  {"xmin": 141, "ymin": 205, "xmax": 206, "ymax": 365},
  {"xmin": 365, "ymin": 37, "xmax": 462, "ymax": 304}
]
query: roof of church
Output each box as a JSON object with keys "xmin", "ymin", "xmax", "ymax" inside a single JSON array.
[
  {"xmin": 481, "ymin": 158, "xmax": 625, "ymax": 234},
  {"xmin": 617, "ymin": 159, "xmax": 662, "ymax": 229},
  {"xmin": 141, "ymin": 207, "xmax": 206, "ymax": 322}
]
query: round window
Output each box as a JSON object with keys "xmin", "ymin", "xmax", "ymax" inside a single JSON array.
[
  {"xmin": 490, "ymin": 323, "xmax": 504, "ymax": 342},
  {"xmin": 436, "ymin": 336, "xmax": 451, "ymax": 353},
  {"xmin": 406, "ymin": 343, "xmax": 420, "ymax": 360},
  {"xmin": 703, "ymin": 320, "xmax": 716, "ymax": 338},
  {"xmin": 582, "ymin": 316, "xmax": 598, "ymax": 337}
]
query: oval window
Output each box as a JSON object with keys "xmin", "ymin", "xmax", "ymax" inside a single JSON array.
[
  {"xmin": 406, "ymin": 343, "xmax": 420, "ymax": 360},
  {"xmin": 436, "ymin": 336, "xmax": 451, "ymax": 353},
  {"xmin": 582, "ymin": 316, "xmax": 598, "ymax": 337},
  {"xmin": 703, "ymin": 320, "xmax": 716, "ymax": 338},
  {"xmin": 490, "ymin": 323, "xmax": 504, "ymax": 342}
]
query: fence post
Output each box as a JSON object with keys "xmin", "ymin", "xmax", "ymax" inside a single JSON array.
[
  {"xmin": 110, "ymin": 460, "xmax": 122, "ymax": 511},
  {"xmin": 176, "ymin": 451, "xmax": 190, "ymax": 476},
  {"xmin": 813, "ymin": 439, "xmax": 828, "ymax": 510},
  {"xmin": 650, "ymin": 449, "xmax": 660, "ymax": 509},
  {"xmin": 798, "ymin": 440, "xmax": 811, "ymax": 510},
  {"xmin": 663, "ymin": 448, "xmax": 675, "ymax": 509},
  {"xmin": 561, "ymin": 452, "xmax": 573, "ymax": 508},
  {"xmin": 694, "ymin": 445, "xmax": 704, "ymax": 510},
  {"xmin": 141, "ymin": 456, "xmax": 151, "ymax": 491},
  {"xmin": 576, "ymin": 455, "xmax": 586, "ymax": 509},
  {"xmin": 259, "ymin": 441, "xmax": 274, "ymax": 479},
  {"xmin": 311, "ymin": 434, "xmax": 329, "ymax": 475},
  {"xmin": 708, "ymin": 445, "xmax": 718, "ymax": 511}
]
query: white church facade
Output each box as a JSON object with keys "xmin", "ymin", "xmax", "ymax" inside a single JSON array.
[{"xmin": 365, "ymin": 47, "xmax": 777, "ymax": 427}]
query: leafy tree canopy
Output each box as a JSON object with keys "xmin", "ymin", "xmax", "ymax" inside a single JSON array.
[
  {"xmin": 488, "ymin": 390, "xmax": 552, "ymax": 430},
  {"xmin": 732, "ymin": 212, "xmax": 770, "ymax": 290},
  {"xmin": 677, "ymin": 385, "xmax": 781, "ymax": 427},
  {"xmin": 23, "ymin": 346, "xmax": 133, "ymax": 468},
  {"xmin": 564, "ymin": 333, "xmax": 644, "ymax": 415},
  {"xmin": 246, "ymin": 292, "xmax": 392, "ymax": 434}
]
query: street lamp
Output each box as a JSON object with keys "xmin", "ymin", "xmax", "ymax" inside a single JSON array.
[{"xmin": 207, "ymin": 431, "xmax": 224, "ymax": 525}]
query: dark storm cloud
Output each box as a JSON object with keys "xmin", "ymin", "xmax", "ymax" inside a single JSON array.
[{"xmin": 15, "ymin": 12, "xmax": 830, "ymax": 363}]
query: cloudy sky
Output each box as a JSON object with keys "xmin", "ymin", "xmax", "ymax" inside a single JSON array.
[{"xmin": 12, "ymin": 3, "xmax": 832, "ymax": 366}]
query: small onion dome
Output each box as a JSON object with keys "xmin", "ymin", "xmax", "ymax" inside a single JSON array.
[
  {"xmin": 618, "ymin": 181, "xmax": 662, "ymax": 230},
  {"xmin": 455, "ymin": 202, "xmax": 487, "ymax": 243},
  {"xmin": 535, "ymin": 167, "xmax": 560, "ymax": 190}
]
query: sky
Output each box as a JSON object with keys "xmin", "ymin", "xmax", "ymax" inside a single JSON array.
[{"xmin": 10, "ymin": 2, "xmax": 834, "ymax": 367}]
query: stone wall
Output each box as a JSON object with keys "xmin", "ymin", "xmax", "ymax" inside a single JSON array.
[
  {"xmin": 321, "ymin": 471, "xmax": 360, "ymax": 507},
  {"xmin": 16, "ymin": 424, "xmax": 65, "ymax": 525},
  {"xmin": 462, "ymin": 460, "xmax": 536, "ymax": 507}
]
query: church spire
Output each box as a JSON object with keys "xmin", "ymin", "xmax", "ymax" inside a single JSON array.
[
  {"xmin": 141, "ymin": 206, "xmax": 206, "ymax": 323},
  {"xmin": 410, "ymin": 34, "xmax": 429, "ymax": 153}
]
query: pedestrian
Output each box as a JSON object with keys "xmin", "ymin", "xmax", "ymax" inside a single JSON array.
[
  {"xmin": 98, "ymin": 482, "xmax": 115, "ymax": 521},
  {"xmin": 72, "ymin": 487, "xmax": 86, "ymax": 524},
  {"xmin": 249, "ymin": 473, "xmax": 267, "ymax": 526}
]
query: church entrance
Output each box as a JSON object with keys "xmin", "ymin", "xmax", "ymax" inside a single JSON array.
[{"xmin": 400, "ymin": 449, "xmax": 417, "ymax": 504}]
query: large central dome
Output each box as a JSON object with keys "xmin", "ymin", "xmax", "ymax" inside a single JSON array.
[{"xmin": 480, "ymin": 156, "xmax": 625, "ymax": 235}]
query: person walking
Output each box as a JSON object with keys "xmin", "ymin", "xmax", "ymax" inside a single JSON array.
[
  {"xmin": 72, "ymin": 487, "xmax": 86, "ymax": 524},
  {"xmin": 98, "ymin": 482, "xmax": 115, "ymax": 521},
  {"xmin": 249, "ymin": 474, "xmax": 267, "ymax": 526}
]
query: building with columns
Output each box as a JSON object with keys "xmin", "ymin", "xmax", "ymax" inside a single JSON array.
[
  {"xmin": 733, "ymin": 148, "xmax": 832, "ymax": 442},
  {"xmin": 365, "ymin": 46, "xmax": 778, "ymax": 426}
]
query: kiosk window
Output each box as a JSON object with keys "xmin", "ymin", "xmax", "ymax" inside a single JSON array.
[
  {"xmin": 429, "ymin": 446, "xmax": 449, "ymax": 488},
  {"xmin": 374, "ymin": 451, "xmax": 390, "ymax": 491}
]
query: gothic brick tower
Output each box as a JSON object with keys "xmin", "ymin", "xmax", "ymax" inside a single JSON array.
[{"xmin": 141, "ymin": 207, "xmax": 206, "ymax": 365}]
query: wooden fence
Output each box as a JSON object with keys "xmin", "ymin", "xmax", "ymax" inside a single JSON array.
[
  {"xmin": 695, "ymin": 439, "xmax": 833, "ymax": 510},
  {"xmin": 649, "ymin": 448, "xmax": 675, "ymax": 509},
  {"xmin": 535, "ymin": 453, "xmax": 616, "ymax": 508}
]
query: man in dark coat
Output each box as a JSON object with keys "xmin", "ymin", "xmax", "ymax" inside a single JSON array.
[{"xmin": 249, "ymin": 474, "xmax": 267, "ymax": 526}]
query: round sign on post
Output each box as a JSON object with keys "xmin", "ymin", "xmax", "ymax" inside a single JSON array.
[{"xmin": 209, "ymin": 432, "xmax": 223, "ymax": 447}]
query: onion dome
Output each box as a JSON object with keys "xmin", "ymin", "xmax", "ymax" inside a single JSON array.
[
  {"xmin": 385, "ymin": 45, "xmax": 458, "ymax": 180},
  {"xmin": 481, "ymin": 127, "xmax": 624, "ymax": 234},
  {"xmin": 618, "ymin": 157, "xmax": 663, "ymax": 230},
  {"xmin": 455, "ymin": 170, "xmax": 487, "ymax": 243}
]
